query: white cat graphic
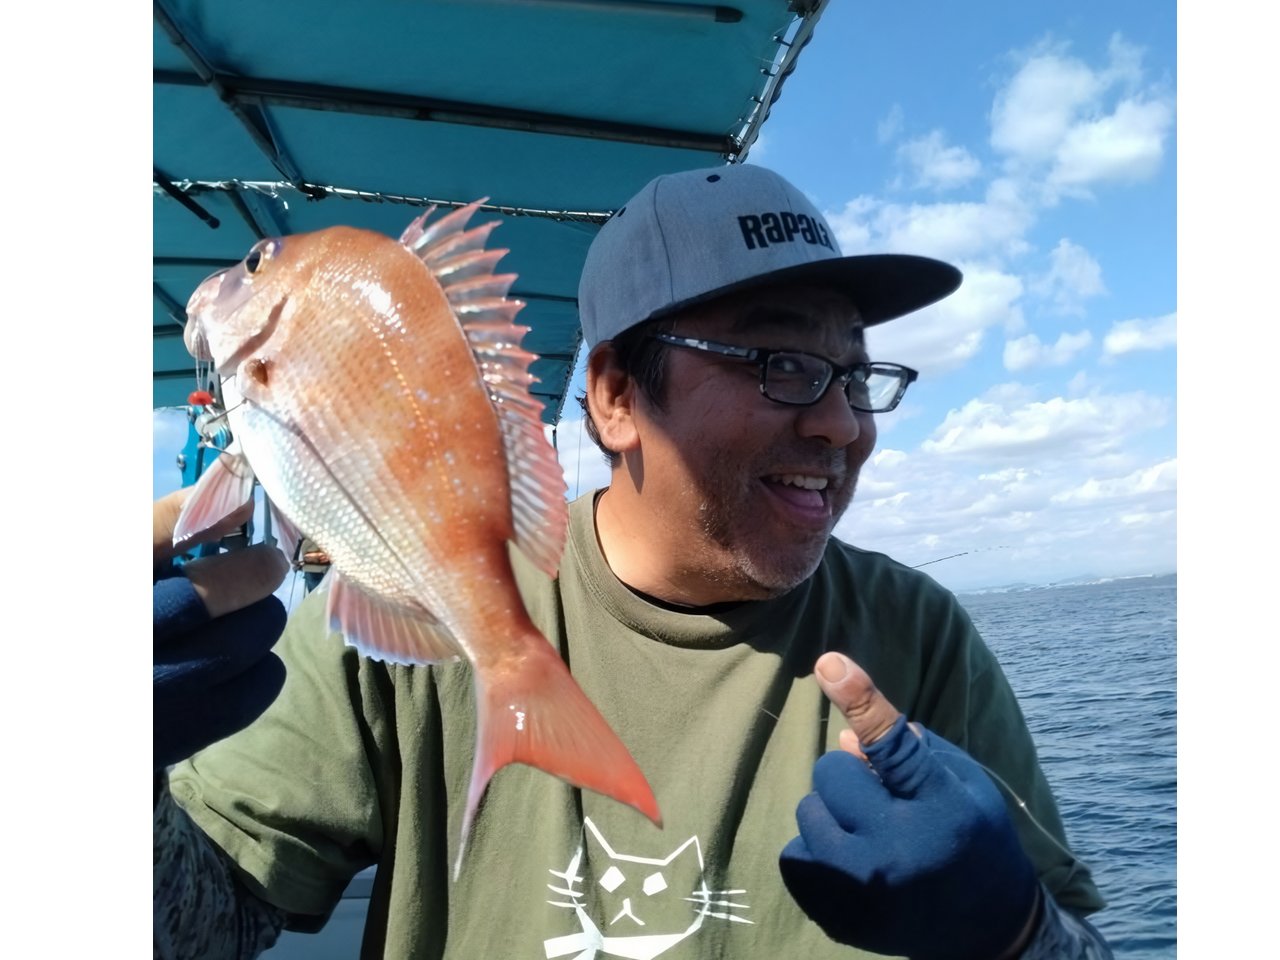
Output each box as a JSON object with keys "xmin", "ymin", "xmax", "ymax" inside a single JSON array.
[{"xmin": 543, "ymin": 817, "xmax": 751, "ymax": 960}]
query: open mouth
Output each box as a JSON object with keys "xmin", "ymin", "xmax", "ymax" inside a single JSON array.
[
  {"xmin": 762, "ymin": 473, "xmax": 832, "ymax": 516},
  {"xmin": 767, "ymin": 473, "xmax": 828, "ymax": 492}
]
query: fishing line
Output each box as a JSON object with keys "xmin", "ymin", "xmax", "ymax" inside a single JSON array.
[
  {"xmin": 190, "ymin": 396, "xmax": 249, "ymax": 453},
  {"xmin": 970, "ymin": 758, "xmax": 1078, "ymax": 862},
  {"xmin": 286, "ymin": 564, "xmax": 301, "ymax": 609}
]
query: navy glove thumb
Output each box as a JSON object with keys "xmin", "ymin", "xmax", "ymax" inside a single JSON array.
[
  {"xmin": 780, "ymin": 715, "xmax": 1040, "ymax": 960},
  {"xmin": 153, "ymin": 568, "xmax": 286, "ymax": 770}
]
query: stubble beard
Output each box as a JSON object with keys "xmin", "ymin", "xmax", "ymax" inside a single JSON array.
[{"xmin": 693, "ymin": 449, "xmax": 858, "ymax": 600}]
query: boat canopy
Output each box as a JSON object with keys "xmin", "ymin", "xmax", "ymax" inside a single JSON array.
[{"xmin": 153, "ymin": 0, "xmax": 828, "ymax": 422}]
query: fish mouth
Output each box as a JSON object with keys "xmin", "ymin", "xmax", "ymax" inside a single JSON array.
[
  {"xmin": 183, "ymin": 268, "xmax": 229, "ymax": 363},
  {"xmin": 183, "ymin": 321, "xmax": 213, "ymax": 362}
]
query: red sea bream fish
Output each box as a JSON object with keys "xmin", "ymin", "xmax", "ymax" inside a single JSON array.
[{"xmin": 172, "ymin": 202, "xmax": 661, "ymax": 874}]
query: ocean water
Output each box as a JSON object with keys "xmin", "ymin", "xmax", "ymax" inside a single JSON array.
[{"xmin": 958, "ymin": 574, "xmax": 1177, "ymax": 959}]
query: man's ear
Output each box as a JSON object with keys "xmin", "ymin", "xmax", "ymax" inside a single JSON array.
[{"xmin": 586, "ymin": 344, "xmax": 641, "ymax": 454}]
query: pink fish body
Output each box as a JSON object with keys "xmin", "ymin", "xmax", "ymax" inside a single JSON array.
[{"xmin": 174, "ymin": 203, "xmax": 660, "ymax": 874}]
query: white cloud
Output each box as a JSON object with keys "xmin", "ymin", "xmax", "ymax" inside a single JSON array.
[
  {"xmin": 868, "ymin": 265, "xmax": 1024, "ymax": 374},
  {"xmin": 878, "ymin": 104, "xmax": 905, "ymax": 144},
  {"xmin": 829, "ymin": 190, "xmax": 1033, "ymax": 264},
  {"xmin": 1117, "ymin": 508, "xmax": 1174, "ymax": 528},
  {"xmin": 1003, "ymin": 330, "xmax": 1093, "ymax": 370},
  {"xmin": 1102, "ymin": 312, "xmax": 1177, "ymax": 357},
  {"xmin": 1051, "ymin": 458, "xmax": 1177, "ymax": 504},
  {"xmin": 1067, "ymin": 371, "xmax": 1091, "ymax": 395},
  {"xmin": 991, "ymin": 46, "xmax": 1103, "ymax": 162},
  {"xmin": 838, "ymin": 436, "xmax": 1176, "ymax": 590},
  {"xmin": 1101, "ymin": 33, "xmax": 1148, "ymax": 90},
  {"xmin": 897, "ymin": 130, "xmax": 982, "ymax": 191},
  {"xmin": 1032, "ymin": 238, "xmax": 1107, "ymax": 314},
  {"xmin": 825, "ymin": 195, "xmax": 879, "ymax": 253},
  {"xmin": 864, "ymin": 489, "xmax": 911, "ymax": 511},
  {"xmin": 872, "ymin": 448, "xmax": 909, "ymax": 469},
  {"xmin": 989, "ymin": 36, "xmax": 1174, "ymax": 199},
  {"xmin": 977, "ymin": 466, "xmax": 1032, "ymax": 486},
  {"xmin": 1048, "ymin": 97, "xmax": 1174, "ymax": 193},
  {"xmin": 858, "ymin": 448, "xmax": 910, "ymax": 499},
  {"xmin": 922, "ymin": 388, "xmax": 1169, "ymax": 460}
]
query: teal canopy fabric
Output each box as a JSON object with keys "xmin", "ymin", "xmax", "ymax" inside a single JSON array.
[
  {"xmin": 153, "ymin": 0, "xmax": 827, "ymax": 422},
  {"xmin": 152, "ymin": 0, "xmax": 829, "ymax": 419}
]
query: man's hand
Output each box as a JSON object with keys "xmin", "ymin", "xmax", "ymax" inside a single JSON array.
[
  {"xmin": 779, "ymin": 652, "xmax": 1041, "ymax": 960},
  {"xmin": 153, "ymin": 488, "xmax": 289, "ymax": 771}
]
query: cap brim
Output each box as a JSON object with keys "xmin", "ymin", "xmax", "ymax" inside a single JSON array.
[{"xmin": 653, "ymin": 254, "xmax": 962, "ymax": 327}]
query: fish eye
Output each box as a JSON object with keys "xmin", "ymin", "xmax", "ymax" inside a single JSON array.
[{"xmin": 244, "ymin": 239, "xmax": 279, "ymax": 275}]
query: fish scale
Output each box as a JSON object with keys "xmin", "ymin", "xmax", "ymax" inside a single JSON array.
[{"xmin": 173, "ymin": 202, "xmax": 661, "ymax": 877}]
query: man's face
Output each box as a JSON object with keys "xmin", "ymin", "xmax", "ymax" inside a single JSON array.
[{"xmin": 633, "ymin": 283, "xmax": 877, "ymax": 600}]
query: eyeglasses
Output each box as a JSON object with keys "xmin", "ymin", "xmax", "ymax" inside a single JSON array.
[{"xmin": 649, "ymin": 332, "xmax": 918, "ymax": 413}]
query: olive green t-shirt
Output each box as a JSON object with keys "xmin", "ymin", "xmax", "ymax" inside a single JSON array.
[{"xmin": 169, "ymin": 493, "xmax": 1104, "ymax": 959}]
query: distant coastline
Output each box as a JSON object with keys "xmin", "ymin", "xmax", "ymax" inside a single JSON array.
[{"xmin": 958, "ymin": 571, "xmax": 1177, "ymax": 597}]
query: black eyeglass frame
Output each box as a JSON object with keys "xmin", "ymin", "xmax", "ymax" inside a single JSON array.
[{"xmin": 648, "ymin": 332, "xmax": 918, "ymax": 413}]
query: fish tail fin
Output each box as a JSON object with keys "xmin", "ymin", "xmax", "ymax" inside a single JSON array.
[{"xmin": 454, "ymin": 637, "xmax": 661, "ymax": 879}]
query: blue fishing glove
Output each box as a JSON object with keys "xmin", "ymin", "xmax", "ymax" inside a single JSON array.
[
  {"xmin": 779, "ymin": 714, "xmax": 1040, "ymax": 960},
  {"xmin": 153, "ymin": 561, "xmax": 287, "ymax": 770}
]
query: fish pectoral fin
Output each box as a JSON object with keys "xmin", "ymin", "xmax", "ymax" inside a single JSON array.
[
  {"xmin": 172, "ymin": 441, "xmax": 257, "ymax": 546},
  {"xmin": 326, "ymin": 572, "xmax": 463, "ymax": 666}
]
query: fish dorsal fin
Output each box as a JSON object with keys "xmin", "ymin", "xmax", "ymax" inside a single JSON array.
[{"xmin": 400, "ymin": 201, "xmax": 569, "ymax": 578}]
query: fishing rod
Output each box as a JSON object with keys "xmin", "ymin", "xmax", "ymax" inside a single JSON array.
[{"xmin": 911, "ymin": 545, "xmax": 1010, "ymax": 569}]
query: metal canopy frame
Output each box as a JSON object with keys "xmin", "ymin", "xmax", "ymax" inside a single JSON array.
[{"xmin": 152, "ymin": 0, "xmax": 829, "ymax": 422}]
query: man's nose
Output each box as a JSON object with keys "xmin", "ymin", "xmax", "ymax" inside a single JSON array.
[{"xmin": 795, "ymin": 380, "xmax": 863, "ymax": 447}]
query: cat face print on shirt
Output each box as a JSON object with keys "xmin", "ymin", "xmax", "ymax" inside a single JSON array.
[{"xmin": 543, "ymin": 818, "xmax": 752, "ymax": 960}]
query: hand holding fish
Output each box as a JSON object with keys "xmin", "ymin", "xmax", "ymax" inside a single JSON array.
[
  {"xmin": 153, "ymin": 488, "xmax": 289, "ymax": 771},
  {"xmin": 779, "ymin": 652, "xmax": 1041, "ymax": 960}
]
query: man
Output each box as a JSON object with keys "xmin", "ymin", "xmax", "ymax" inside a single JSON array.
[{"xmin": 155, "ymin": 163, "xmax": 1111, "ymax": 959}]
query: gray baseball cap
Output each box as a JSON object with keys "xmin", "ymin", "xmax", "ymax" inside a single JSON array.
[{"xmin": 578, "ymin": 163, "xmax": 962, "ymax": 347}]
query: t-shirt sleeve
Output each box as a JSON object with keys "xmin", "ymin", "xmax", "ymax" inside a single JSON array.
[{"xmin": 167, "ymin": 590, "xmax": 396, "ymax": 920}]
